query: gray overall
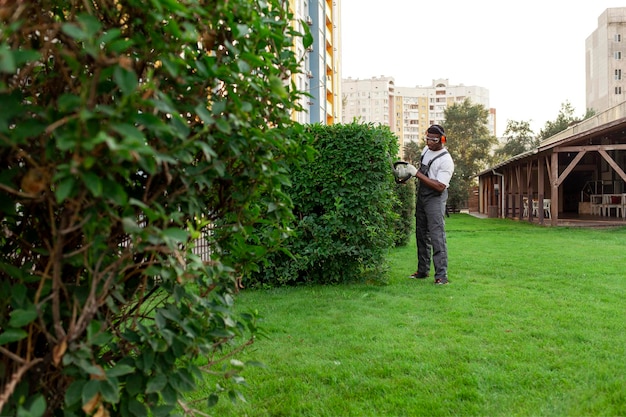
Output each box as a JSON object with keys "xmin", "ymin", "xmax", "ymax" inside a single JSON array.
[{"xmin": 415, "ymin": 151, "xmax": 449, "ymax": 279}]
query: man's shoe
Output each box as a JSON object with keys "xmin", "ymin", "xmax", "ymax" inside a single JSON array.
[
  {"xmin": 409, "ymin": 271, "xmax": 428, "ymax": 279},
  {"xmin": 434, "ymin": 278, "xmax": 449, "ymax": 285}
]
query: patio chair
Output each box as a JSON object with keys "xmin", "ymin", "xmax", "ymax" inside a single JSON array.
[
  {"xmin": 602, "ymin": 194, "xmax": 622, "ymax": 217},
  {"xmin": 543, "ymin": 199, "xmax": 551, "ymax": 219},
  {"xmin": 590, "ymin": 194, "xmax": 603, "ymax": 215}
]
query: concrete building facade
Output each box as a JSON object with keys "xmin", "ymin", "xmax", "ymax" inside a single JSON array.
[
  {"xmin": 290, "ymin": 0, "xmax": 342, "ymax": 125},
  {"xmin": 586, "ymin": 7, "xmax": 626, "ymax": 113}
]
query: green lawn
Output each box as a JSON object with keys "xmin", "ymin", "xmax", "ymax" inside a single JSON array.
[{"xmin": 194, "ymin": 214, "xmax": 626, "ymax": 417}]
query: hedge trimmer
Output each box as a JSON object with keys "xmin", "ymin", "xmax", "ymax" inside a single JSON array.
[{"xmin": 392, "ymin": 160, "xmax": 419, "ymax": 184}]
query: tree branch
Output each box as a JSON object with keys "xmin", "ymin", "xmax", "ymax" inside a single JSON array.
[{"xmin": 0, "ymin": 357, "xmax": 43, "ymax": 412}]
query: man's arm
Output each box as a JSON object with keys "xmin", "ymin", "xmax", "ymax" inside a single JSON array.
[{"xmin": 415, "ymin": 171, "xmax": 447, "ymax": 193}]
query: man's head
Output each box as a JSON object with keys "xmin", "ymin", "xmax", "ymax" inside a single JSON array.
[{"xmin": 426, "ymin": 124, "xmax": 446, "ymax": 150}]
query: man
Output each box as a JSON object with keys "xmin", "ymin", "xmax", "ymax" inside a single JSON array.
[{"xmin": 410, "ymin": 124, "xmax": 455, "ymax": 285}]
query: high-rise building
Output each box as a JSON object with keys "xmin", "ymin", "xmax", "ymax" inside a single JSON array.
[
  {"xmin": 290, "ymin": 0, "xmax": 342, "ymax": 125},
  {"xmin": 342, "ymin": 77, "xmax": 495, "ymax": 152},
  {"xmin": 586, "ymin": 7, "xmax": 626, "ymax": 113},
  {"xmin": 342, "ymin": 75, "xmax": 397, "ymax": 126}
]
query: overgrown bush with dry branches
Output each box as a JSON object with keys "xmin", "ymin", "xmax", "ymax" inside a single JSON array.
[{"xmin": 0, "ymin": 0, "xmax": 309, "ymax": 415}]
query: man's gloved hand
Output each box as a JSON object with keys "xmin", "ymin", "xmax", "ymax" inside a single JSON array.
[
  {"xmin": 393, "ymin": 161, "xmax": 418, "ymax": 184},
  {"xmin": 405, "ymin": 164, "xmax": 418, "ymax": 177}
]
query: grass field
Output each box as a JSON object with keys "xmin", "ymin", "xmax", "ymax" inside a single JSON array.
[{"xmin": 193, "ymin": 214, "xmax": 626, "ymax": 417}]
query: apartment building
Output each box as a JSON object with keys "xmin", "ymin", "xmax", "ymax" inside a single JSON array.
[
  {"xmin": 586, "ymin": 7, "xmax": 626, "ymax": 113},
  {"xmin": 290, "ymin": 0, "xmax": 342, "ymax": 125},
  {"xmin": 342, "ymin": 75, "xmax": 396, "ymax": 125},
  {"xmin": 342, "ymin": 77, "xmax": 495, "ymax": 152}
]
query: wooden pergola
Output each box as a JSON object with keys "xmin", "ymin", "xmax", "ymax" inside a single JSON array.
[{"xmin": 477, "ymin": 104, "xmax": 626, "ymax": 226}]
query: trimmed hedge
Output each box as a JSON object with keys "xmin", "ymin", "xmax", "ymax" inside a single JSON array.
[
  {"xmin": 248, "ymin": 123, "xmax": 403, "ymax": 286},
  {"xmin": 393, "ymin": 179, "xmax": 415, "ymax": 246}
]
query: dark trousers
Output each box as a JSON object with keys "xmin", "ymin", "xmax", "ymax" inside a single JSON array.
[{"xmin": 415, "ymin": 188, "xmax": 448, "ymax": 279}]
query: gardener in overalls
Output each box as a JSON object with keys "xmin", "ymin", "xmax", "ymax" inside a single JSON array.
[{"xmin": 410, "ymin": 124, "xmax": 455, "ymax": 285}]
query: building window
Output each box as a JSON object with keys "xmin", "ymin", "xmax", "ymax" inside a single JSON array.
[
  {"xmin": 616, "ymin": 69, "xmax": 622, "ymax": 80},
  {"xmin": 616, "ymin": 34, "xmax": 622, "ymax": 42},
  {"xmin": 615, "ymin": 86, "xmax": 622, "ymax": 95},
  {"xmin": 615, "ymin": 51, "xmax": 622, "ymax": 60}
]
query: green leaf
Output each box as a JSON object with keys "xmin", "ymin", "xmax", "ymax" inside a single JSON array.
[
  {"xmin": 82, "ymin": 171, "xmax": 103, "ymax": 197},
  {"xmin": 102, "ymin": 179, "xmax": 128, "ymax": 205},
  {"xmin": 194, "ymin": 103, "xmax": 214, "ymax": 125},
  {"xmin": 8, "ymin": 307, "xmax": 38, "ymax": 327},
  {"xmin": 139, "ymin": 349, "xmax": 155, "ymax": 371},
  {"xmin": 111, "ymin": 123, "xmax": 146, "ymax": 142},
  {"xmin": 65, "ymin": 380, "xmax": 85, "ymax": 407},
  {"xmin": 114, "ymin": 66, "xmax": 138, "ymax": 95},
  {"xmin": 215, "ymin": 118, "xmax": 232, "ymax": 134},
  {"xmin": 10, "ymin": 50, "xmax": 41, "ymax": 69},
  {"xmin": 11, "ymin": 121, "xmax": 46, "ymax": 142},
  {"xmin": 90, "ymin": 331, "xmax": 112, "ymax": 346},
  {"xmin": 269, "ymin": 75, "xmax": 287, "ymax": 98},
  {"xmin": 152, "ymin": 95, "xmax": 176, "ymax": 114},
  {"xmin": 98, "ymin": 378, "xmax": 120, "ymax": 403},
  {"xmin": 76, "ymin": 14, "xmax": 102, "ymax": 38},
  {"xmin": 162, "ymin": 228, "xmax": 189, "ymax": 243},
  {"xmin": 106, "ymin": 364, "xmax": 136, "ymax": 378},
  {"xmin": 81, "ymin": 380, "xmax": 100, "ymax": 407},
  {"xmin": 54, "ymin": 130, "xmax": 78, "ymax": 151},
  {"xmin": 28, "ymin": 394, "xmax": 46, "ymax": 417},
  {"xmin": 237, "ymin": 59, "xmax": 251, "ymax": 74},
  {"xmin": 197, "ymin": 141, "xmax": 217, "ymax": 162},
  {"xmin": 155, "ymin": 311, "xmax": 167, "ymax": 330},
  {"xmin": 11, "ymin": 283, "xmax": 27, "ymax": 305},
  {"xmin": 58, "ymin": 94, "xmax": 82, "ymax": 112},
  {"xmin": 160, "ymin": 383, "xmax": 178, "ymax": 404},
  {"xmin": 1, "ymin": 263, "xmax": 25, "ymax": 282},
  {"xmin": 0, "ymin": 328, "xmax": 28, "ymax": 344},
  {"xmin": 125, "ymin": 372, "xmax": 143, "ymax": 396},
  {"xmin": 128, "ymin": 398, "xmax": 148, "ymax": 417},
  {"xmin": 61, "ymin": 23, "xmax": 87, "ymax": 41},
  {"xmin": 98, "ymin": 28, "xmax": 122, "ymax": 45},
  {"xmin": 107, "ymin": 39, "xmax": 135, "ymax": 53},
  {"xmin": 152, "ymin": 405, "xmax": 175, "ymax": 417},
  {"xmin": 122, "ymin": 217, "xmax": 142, "ymax": 233},
  {"xmin": 161, "ymin": 57, "xmax": 179, "ymax": 77},
  {"xmin": 207, "ymin": 393, "xmax": 219, "ymax": 407},
  {"xmin": 146, "ymin": 374, "xmax": 167, "ymax": 393},
  {"xmin": 55, "ymin": 176, "xmax": 76, "ymax": 203},
  {"xmin": 0, "ymin": 45, "xmax": 16, "ymax": 73}
]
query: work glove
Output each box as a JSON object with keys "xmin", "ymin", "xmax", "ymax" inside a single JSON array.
[{"xmin": 393, "ymin": 161, "xmax": 418, "ymax": 184}]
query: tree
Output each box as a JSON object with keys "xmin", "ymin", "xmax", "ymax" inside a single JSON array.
[
  {"xmin": 0, "ymin": 0, "xmax": 309, "ymax": 415},
  {"xmin": 538, "ymin": 101, "xmax": 596, "ymax": 140},
  {"xmin": 494, "ymin": 120, "xmax": 539, "ymax": 162},
  {"xmin": 402, "ymin": 140, "xmax": 422, "ymax": 165},
  {"xmin": 442, "ymin": 99, "xmax": 498, "ymax": 209}
]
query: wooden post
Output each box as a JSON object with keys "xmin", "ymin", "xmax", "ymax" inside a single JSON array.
[
  {"xmin": 551, "ymin": 152, "xmax": 559, "ymax": 225},
  {"xmin": 538, "ymin": 154, "xmax": 545, "ymax": 224}
]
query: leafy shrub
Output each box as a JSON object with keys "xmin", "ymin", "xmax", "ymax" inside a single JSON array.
[
  {"xmin": 248, "ymin": 123, "xmax": 399, "ymax": 286},
  {"xmin": 393, "ymin": 179, "xmax": 415, "ymax": 246},
  {"xmin": 0, "ymin": 0, "xmax": 309, "ymax": 415}
]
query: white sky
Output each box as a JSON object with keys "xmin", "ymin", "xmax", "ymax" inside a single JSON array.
[{"xmin": 340, "ymin": 1, "xmax": 622, "ymax": 137}]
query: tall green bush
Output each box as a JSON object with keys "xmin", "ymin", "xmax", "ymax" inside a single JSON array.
[
  {"xmin": 393, "ymin": 180, "xmax": 415, "ymax": 246},
  {"xmin": 248, "ymin": 123, "xmax": 399, "ymax": 286},
  {"xmin": 0, "ymin": 1, "xmax": 309, "ymax": 415}
]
